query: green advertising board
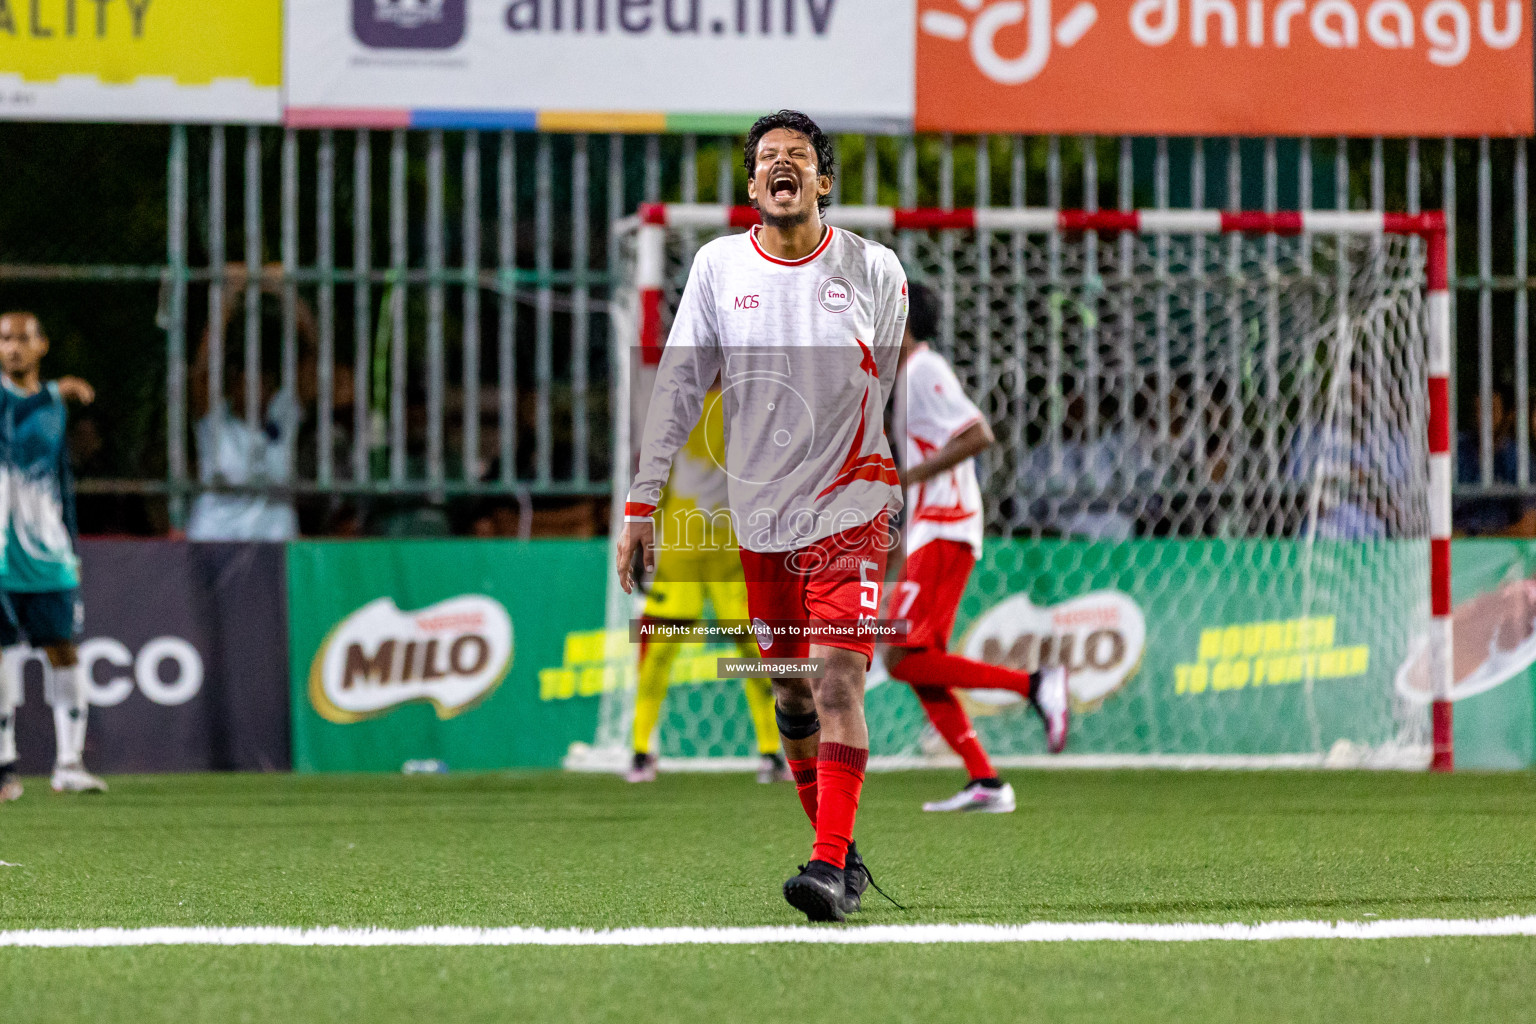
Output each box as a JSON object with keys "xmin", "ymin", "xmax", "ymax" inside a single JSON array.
[
  {"xmin": 581, "ymin": 536, "xmax": 1534, "ymax": 768},
  {"xmin": 285, "ymin": 536, "xmax": 1535, "ymax": 772},
  {"xmin": 867, "ymin": 537, "xmax": 1427, "ymax": 762},
  {"xmin": 1444, "ymin": 540, "xmax": 1536, "ymax": 770},
  {"xmin": 288, "ymin": 539, "xmax": 608, "ymax": 772}
]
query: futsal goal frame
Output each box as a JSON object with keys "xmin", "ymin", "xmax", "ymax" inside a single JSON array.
[{"xmin": 600, "ymin": 203, "xmax": 1454, "ymax": 772}]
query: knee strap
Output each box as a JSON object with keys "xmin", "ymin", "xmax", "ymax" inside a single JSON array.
[{"xmin": 775, "ymin": 706, "xmax": 821, "ymax": 740}]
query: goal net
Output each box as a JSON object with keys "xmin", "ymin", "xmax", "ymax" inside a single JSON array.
[{"xmin": 568, "ymin": 205, "xmax": 1448, "ymax": 772}]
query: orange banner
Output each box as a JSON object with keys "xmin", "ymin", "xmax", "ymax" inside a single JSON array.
[{"xmin": 916, "ymin": 0, "xmax": 1533, "ymax": 136}]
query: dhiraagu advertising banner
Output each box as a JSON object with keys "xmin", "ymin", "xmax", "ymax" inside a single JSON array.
[
  {"xmin": 288, "ymin": 539, "xmax": 608, "ymax": 772},
  {"xmin": 284, "ymin": 1, "xmax": 1529, "ymax": 134},
  {"xmin": 0, "ymin": 0, "xmax": 282, "ymax": 122}
]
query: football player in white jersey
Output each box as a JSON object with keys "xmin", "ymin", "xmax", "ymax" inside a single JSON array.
[
  {"xmin": 617, "ymin": 111, "xmax": 904, "ymax": 922},
  {"xmin": 883, "ymin": 282, "xmax": 1070, "ymax": 815}
]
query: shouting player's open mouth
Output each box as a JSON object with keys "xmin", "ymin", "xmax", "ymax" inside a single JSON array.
[{"xmin": 768, "ymin": 166, "xmax": 801, "ymax": 206}]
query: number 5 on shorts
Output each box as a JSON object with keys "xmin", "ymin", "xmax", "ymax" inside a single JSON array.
[{"xmin": 859, "ymin": 559, "xmax": 881, "ymax": 618}]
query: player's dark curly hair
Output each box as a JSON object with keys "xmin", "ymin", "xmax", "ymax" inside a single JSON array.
[
  {"xmin": 906, "ymin": 279, "xmax": 940, "ymax": 342},
  {"xmin": 743, "ymin": 110, "xmax": 836, "ymax": 214}
]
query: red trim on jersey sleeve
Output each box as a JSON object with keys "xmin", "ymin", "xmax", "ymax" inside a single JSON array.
[
  {"xmin": 749, "ymin": 225, "xmax": 836, "ymax": 266},
  {"xmin": 624, "ymin": 502, "xmax": 657, "ymax": 518}
]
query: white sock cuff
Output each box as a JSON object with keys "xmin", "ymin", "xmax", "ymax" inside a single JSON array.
[{"xmin": 49, "ymin": 664, "xmax": 83, "ymax": 708}]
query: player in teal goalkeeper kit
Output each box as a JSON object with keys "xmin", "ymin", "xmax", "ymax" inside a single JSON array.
[{"xmin": 0, "ymin": 312, "xmax": 103, "ymax": 801}]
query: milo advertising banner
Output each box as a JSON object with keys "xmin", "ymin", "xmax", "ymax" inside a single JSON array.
[
  {"xmin": 882, "ymin": 536, "xmax": 1531, "ymax": 768},
  {"xmin": 285, "ymin": 535, "xmax": 1534, "ymax": 772},
  {"xmin": 545, "ymin": 536, "xmax": 1434, "ymax": 765},
  {"xmin": 898, "ymin": 537, "xmax": 1425, "ymax": 764},
  {"xmin": 288, "ymin": 539, "xmax": 608, "ymax": 772}
]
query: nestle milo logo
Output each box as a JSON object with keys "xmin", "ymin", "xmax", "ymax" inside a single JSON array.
[
  {"xmin": 309, "ymin": 595, "xmax": 513, "ymax": 723},
  {"xmin": 961, "ymin": 590, "xmax": 1146, "ymax": 711}
]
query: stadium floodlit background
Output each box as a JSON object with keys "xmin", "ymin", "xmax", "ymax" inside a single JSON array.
[{"xmin": 2, "ymin": 3, "xmax": 1535, "ymax": 1022}]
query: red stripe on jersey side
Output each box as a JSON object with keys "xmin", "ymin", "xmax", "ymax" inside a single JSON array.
[
  {"xmin": 749, "ymin": 225, "xmax": 836, "ymax": 266},
  {"xmin": 816, "ymin": 385, "xmax": 901, "ymax": 501},
  {"xmin": 819, "ymin": 456, "xmax": 901, "ymax": 498},
  {"xmin": 892, "ymin": 209, "xmax": 974, "ymax": 231},
  {"xmin": 856, "ymin": 338, "xmax": 879, "ymax": 378},
  {"xmin": 915, "ymin": 505, "xmax": 976, "ymax": 523},
  {"xmin": 818, "ymin": 388, "xmax": 875, "ymax": 500}
]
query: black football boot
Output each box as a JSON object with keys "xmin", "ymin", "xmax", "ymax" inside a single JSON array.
[{"xmin": 783, "ymin": 860, "xmax": 847, "ymax": 923}]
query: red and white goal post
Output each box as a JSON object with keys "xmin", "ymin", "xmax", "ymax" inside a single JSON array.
[{"xmin": 587, "ymin": 204, "xmax": 1452, "ymax": 773}]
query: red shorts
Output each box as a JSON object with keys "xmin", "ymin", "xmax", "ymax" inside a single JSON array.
[
  {"xmin": 886, "ymin": 539, "xmax": 976, "ymax": 652},
  {"xmin": 739, "ymin": 513, "xmax": 892, "ymax": 665}
]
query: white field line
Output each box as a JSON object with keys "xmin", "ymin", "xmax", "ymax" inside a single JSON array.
[{"xmin": 2, "ymin": 918, "xmax": 1535, "ymax": 948}]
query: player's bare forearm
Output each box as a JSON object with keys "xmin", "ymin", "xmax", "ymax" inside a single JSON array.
[
  {"xmin": 616, "ymin": 520, "xmax": 655, "ymax": 595},
  {"xmin": 902, "ymin": 420, "xmax": 994, "ymax": 487}
]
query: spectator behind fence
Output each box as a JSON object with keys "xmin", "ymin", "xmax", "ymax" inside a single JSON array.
[
  {"xmin": 1454, "ymin": 387, "xmax": 1527, "ymax": 535},
  {"xmin": 187, "ymin": 378, "xmax": 300, "ymax": 541},
  {"xmin": 185, "ymin": 267, "xmax": 316, "ymax": 541},
  {"xmin": 1017, "ymin": 394, "xmax": 1143, "ymax": 541},
  {"xmin": 1286, "ymin": 368, "xmax": 1416, "ymax": 540}
]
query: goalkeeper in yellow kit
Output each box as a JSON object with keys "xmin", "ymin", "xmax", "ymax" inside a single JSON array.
[{"xmin": 626, "ymin": 390, "xmax": 790, "ymax": 784}]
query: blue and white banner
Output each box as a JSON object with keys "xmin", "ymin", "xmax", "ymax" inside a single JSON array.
[{"xmin": 284, "ymin": 0, "xmax": 915, "ymax": 131}]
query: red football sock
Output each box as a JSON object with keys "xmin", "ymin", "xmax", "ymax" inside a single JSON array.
[
  {"xmin": 788, "ymin": 756, "xmax": 819, "ymax": 825},
  {"xmin": 912, "ymin": 686, "xmax": 996, "ymax": 781},
  {"xmin": 812, "ymin": 742, "xmax": 868, "ymax": 869},
  {"xmin": 889, "ymin": 649, "xmax": 1034, "ymax": 696}
]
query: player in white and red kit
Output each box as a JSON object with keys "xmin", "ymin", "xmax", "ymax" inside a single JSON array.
[
  {"xmin": 884, "ymin": 282, "xmax": 1070, "ymax": 813},
  {"xmin": 617, "ymin": 111, "xmax": 903, "ymax": 922}
]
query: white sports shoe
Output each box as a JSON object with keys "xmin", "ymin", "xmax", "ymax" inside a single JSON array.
[
  {"xmin": 0, "ymin": 774, "xmax": 21, "ymax": 803},
  {"xmin": 923, "ymin": 780, "xmax": 1016, "ymax": 813},
  {"xmin": 1032, "ymin": 664, "xmax": 1071, "ymax": 754},
  {"xmin": 50, "ymin": 764, "xmax": 107, "ymax": 794},
  {"xmin": 756, "ymin": 753, "xmax": 793, "ymax": 784},
  {"xmin": 624, "ymin": 753, "xmax": 658, "ymax": 783}
]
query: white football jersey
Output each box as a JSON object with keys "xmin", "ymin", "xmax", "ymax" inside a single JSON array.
[
  {"xmin": 627, "ymin": 225, "xmax": 907, "ymax": 554},
  {"xmin": 896, "ymin": 343, "xmax": 985, "ymax": 558}
]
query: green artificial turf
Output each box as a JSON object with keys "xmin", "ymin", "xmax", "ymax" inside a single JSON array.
[{"xmin": 1, "ymin": 769, "xmax": 1534, "ymax": 1022}]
